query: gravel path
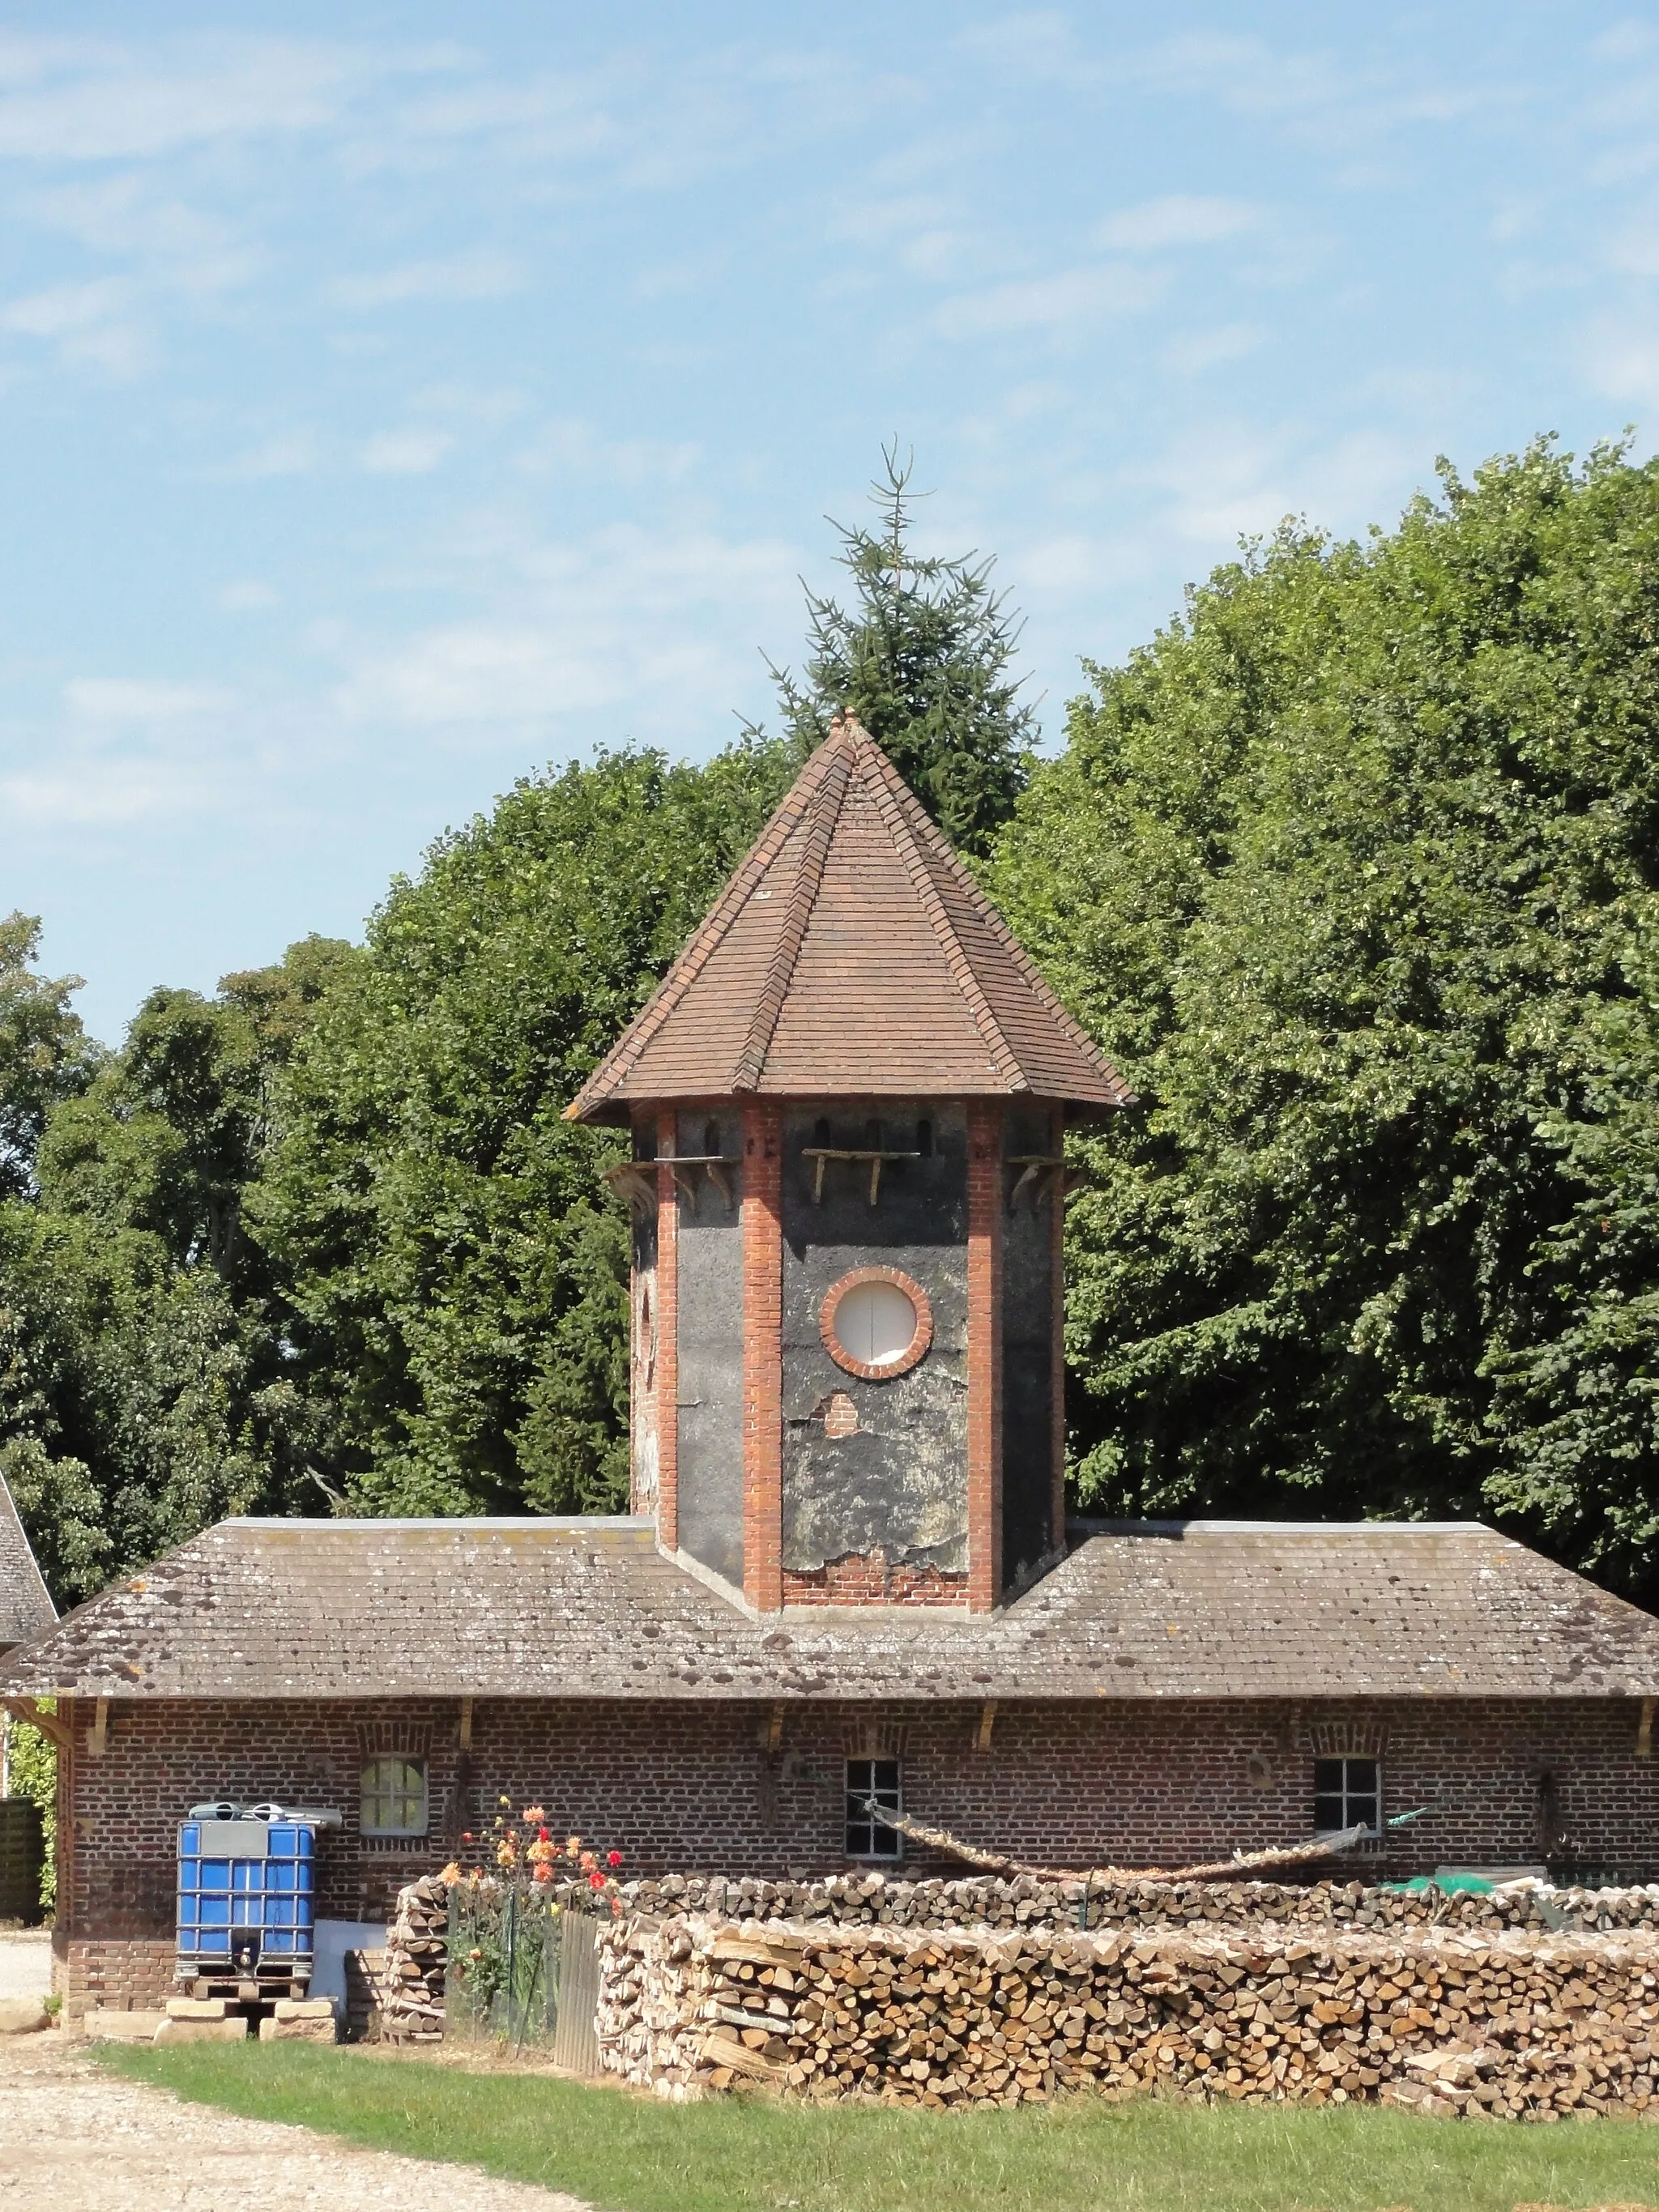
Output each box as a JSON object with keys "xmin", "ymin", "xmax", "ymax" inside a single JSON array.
[
  {"xmin": 0, "ymin": 1933, "xmax": 50, "ymax": 2001},
  {"xmin": 0, "ymin": 2031, "xmax": 596, "ymax": 2212}
]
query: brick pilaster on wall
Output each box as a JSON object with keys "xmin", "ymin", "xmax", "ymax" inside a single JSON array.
[
  {"xmin": 741, "ymin": 1098, "xmax": 784, "ymax": 1613},
  {"xmin": 655, "ymin": 1107, "xmax": 680, "ymax": 1555},
  {"xmin": 1050, "ymin": 1102, "xmax": 1068, "ymax": 1558},
  {"xmin": 966, "ymin": 1101, "xmax": 1005, "ymax": 1613}
]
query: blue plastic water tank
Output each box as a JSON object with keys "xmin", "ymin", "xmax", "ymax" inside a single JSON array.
[{"xmin": 176, "ymin": 1820, "xmax": 315, "ymax": 1975}]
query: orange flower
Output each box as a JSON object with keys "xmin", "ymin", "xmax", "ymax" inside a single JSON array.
[
  {"xmin": 496, "ymin": 1840, "xmax": 518, "ymax": 1867},
  {"xmin": 532, "ymin": 1861, "xmax": 554, "ymax": 1886},
  {"xmin": 565, "ymin": 1835, "xmax": 582, "ymax": 1858},
  {"xmin": 522, "ymin": 1803, "xmax": 547, "ymax": 1826},
  {"xmin": 438, "ymin": 1861, "xmax": 463, "ymax": 1886}
]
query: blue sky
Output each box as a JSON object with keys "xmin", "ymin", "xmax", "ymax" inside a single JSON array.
[{"xmin": 5, "ymin": 5, "xmax": 1659, "ymax": 1042}]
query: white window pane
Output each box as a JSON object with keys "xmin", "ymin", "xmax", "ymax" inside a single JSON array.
[{"xmin": 838, "ymin": 1282, "xmax": 915, "ymax": 1366}]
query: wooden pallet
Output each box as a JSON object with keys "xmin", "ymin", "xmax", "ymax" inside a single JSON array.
[{"xmin": 184, "ymin": 1973, "xmax": 310, "ymax": 2002}]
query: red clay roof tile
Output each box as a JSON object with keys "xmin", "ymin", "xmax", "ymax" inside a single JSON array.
[{"xmin": 567, "ymin": 717, "xmax": 1131, "ymax": 1120}]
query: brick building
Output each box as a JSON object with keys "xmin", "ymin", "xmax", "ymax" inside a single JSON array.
[{"xmin": 5, "ymin": 715, "xmax": 1659, "ymax": 2014}]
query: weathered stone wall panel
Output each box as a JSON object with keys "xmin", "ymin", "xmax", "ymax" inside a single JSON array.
[
  {"xmin": 675, "ymin": 1107, "xmax": 745, "ymax": 1588},
  {"xmin": 779, "ymin": 1102, "xmax": 970, "ymax": 1577}
]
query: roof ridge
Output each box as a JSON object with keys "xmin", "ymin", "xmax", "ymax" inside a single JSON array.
[
  {"xmin": 565, "ymin": 734, "xmax": 847, "ymax": 1121},
  {"xmin": 855, "ymin": 730, "xmax": 1133, "ymax": 1106},
  {"xmin": 731, "ymin": 734, "xmax": 851, "ymax": 1090},
  {"xmin": 851, "ymin": 727, "xmax": 1030, "ymax": 1092}
]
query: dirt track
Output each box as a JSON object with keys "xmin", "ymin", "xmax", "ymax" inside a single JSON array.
[{"xmin": 0, "ymin": 2030, "xmax": 594, "ymax": 2212}]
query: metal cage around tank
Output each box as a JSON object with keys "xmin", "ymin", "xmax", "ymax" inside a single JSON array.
[{"xmin": 175, "ymin": 1818, "xmax": 315, "ymax": 1984}]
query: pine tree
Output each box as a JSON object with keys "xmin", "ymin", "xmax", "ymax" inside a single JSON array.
[{"xmin": 754, "ymin": 445, "xmax": 1035, "ymax": 856}]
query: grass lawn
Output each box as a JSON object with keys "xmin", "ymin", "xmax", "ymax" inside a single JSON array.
[{"xmin": 102, "ymin": 2042, "xmax": 1659, "ymax": 2212}]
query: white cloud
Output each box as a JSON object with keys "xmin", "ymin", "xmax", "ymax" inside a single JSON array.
[
  {"xmin": 65, "ymin": 677, "xmax": 232, "ymax": 722},
  {"xmin": 1584, "ymin": 312, "xmax": 1659, "ymax": 407},
  {"xmin": 223, "ymin": 430, "xmax": 319, "ymax": 479},
  {"xmin": 332, "ymin": 523, "xmax": 799, "ymax": 739},
  {"xmin": 1, "ymin": 275, "xmax": 151, "ymax": 373},
  {"xmin": 17, "ymin": 173, "xmax": 258, "ymax": 296},
  {"xmin": 932, "ymin": 261, "xmax": 1164, "ymax": 339},
  {"xmin": 326, "ymin": 248, "xmax": 529, "ymax": 311},
  {"xmin": 2, "ymin": 274, "xmax": 129, "ymax": 336},
  {"xmin": 1604, "ymin": 208, "xmax": 1659, "ymax": 276},
  {"xmin": 0, "ymin": 32, "xmax": 375, "ymax": 162},
  {"xmin": 513, "ymin": 417, "xmax": 700, "ymax": 486},
  {"xmin": 360, "ymin": 427, "xmax": 454, "ymax": 474},
  {"xmin": 1096, "ymin": 194, "xmax": 1265, "ymax": 253},
  {"xmin": 0, "ymin": 759, "xmax": 221, "ymax": 829},
  {"xmin": 1137, "ymin": 420, "xmax": 1419, "ymax": 545},
  {"xmin": 1162, "ymin": 323, "xmax": 1269, "ymax": 375},
  {"xmin": 219, "ymin": 580, "xmax": 279, "ymax": 612}
]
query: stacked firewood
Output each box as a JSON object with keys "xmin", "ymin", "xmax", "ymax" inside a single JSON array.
[
  {"xmin": 596, "ymin": 1913, "xmax": 1659, "ymax": 2119},
  {"xmin": 612, "ymin": 1870, "xmax": 1659, "ymax": 1937},
  {"xmin": 377, "ymin": 1873, "xmax": 449, "ymax": 2041}
]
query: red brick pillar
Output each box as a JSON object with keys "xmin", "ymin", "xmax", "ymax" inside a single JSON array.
[
  {"xmin": 655, "ymin": 1108, "xmax": 680, "ymax": 1554},
  {"xmin": 741, "ymin": 1098, "xmax": 784, "ymax": 1613},
  {"xmin": 1050, "ymin": 1103, "xmax": 1068, "ymax": 1560},
  {"xmin": 966, "ymin": 1101, "xmax": 1005, "ymax": 1613}
]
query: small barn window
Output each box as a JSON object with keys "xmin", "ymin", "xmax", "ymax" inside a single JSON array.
[
  {"xmin": 1312, "ymin": 1756, "xmax": 1379, "ymax": 1837},
  {"xmin": 846, "ymin": 1757, "xmax": 902, "ymax": 1860},
  {"xmin": 360, "ymin": 1755, "xmax": 428, "ymax": 1838},
  {"xmin": 813, "ymin": 1115, "xmax": 832, "ymax": 1148},
  {"xmin": 915, "ymin": 1117, "xmax": 932, "ymax": 1157},
  {"xmin": 702, "ymin": 1119, "xmax": 720, "ymax": 1157}
]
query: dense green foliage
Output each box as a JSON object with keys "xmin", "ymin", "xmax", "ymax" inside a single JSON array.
[
  {"xmin": 107, "ymin": 2041, "xmax": 1659, "ymax": 2212},
  {"xmin": 752, "ymin": 446, "xmax": 1035, "ymax": 855},
  {"xmin": 0, "ymin": 938, "xmax": 351, "ymax": 1600},
  {"xmin": 991, "ymin": 439, "xmax": 1659, "ymax": 1600},
  {"xmin": 253, "ymin": 744, "xmax": 795, "ymax": 1517},
  {"xmin": 4, "ymin": 1701, "xmax": 56, "ymax": 1911},
  {"xmin": 0, "ymin": 914, "xmax": 100, "ymax": 1199}
]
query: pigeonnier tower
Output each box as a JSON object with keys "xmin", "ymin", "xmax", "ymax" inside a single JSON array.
[{"xmin": 567, "ymin": 714, "xmax": 1130, "ymax": 1612}]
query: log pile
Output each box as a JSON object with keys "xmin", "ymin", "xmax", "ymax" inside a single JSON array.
[
  {"xmin": 596, "ymin": 1912, "xmax": 1659, "ymax": 2119},
  {"xmin": 611, "ymin": 1870, "xmax": 1659, "ymax": 1937},
  {"xmin": 376, "ymin": 1873, "xmax": 449, "ymax": 2041}
]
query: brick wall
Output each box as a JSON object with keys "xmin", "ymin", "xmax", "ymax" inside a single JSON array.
[
  {"xmin": 655, "ymin": 1106, "xmax": 680, "ymax": 1550},
  {"xmin": 966, "ymin": 1101, "xmax": 1004, "ymax": 1611},
  {"xmin": 781, "ymin": 1557, "xmax": 968, "ymax": 1606},
  {"xmin": 741, "ymin": 1099, "xmax": 784, "ymax": 1612},
  {"xmin": 53, "ymin": 1690, "xmax": 1659, "ymax": 2013}
]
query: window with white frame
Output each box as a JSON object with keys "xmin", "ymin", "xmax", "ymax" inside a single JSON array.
[
  {"xmin": 1312, "ymin": 1756, "xmax": 1380, "ymax": 1837},
  {"xmin": 360, "ymin": 1754, "xmax": 428, "ymax": 1838},
  {"xmin": 845, "ymin": 1756, "xmax": 902, "ymax": 1860}
]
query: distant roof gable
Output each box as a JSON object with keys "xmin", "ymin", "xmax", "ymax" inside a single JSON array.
[
  {"xmin": 0, "ymin": 1468, "xmax": 55, "ymax": 1652},
  {"xmin": 567, "ymin": 715, "xmax": 1132, "ymax": 1122}
]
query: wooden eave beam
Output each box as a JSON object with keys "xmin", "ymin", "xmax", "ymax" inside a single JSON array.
[{"xmin": 2, "ymin": 1696, "xmax": 71, "ymax": 1751}]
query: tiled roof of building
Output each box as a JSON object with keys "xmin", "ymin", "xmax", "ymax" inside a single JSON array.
[
  {"xmin": 566, "ymin": 716, "xmax": 1131, "ymax": 1121},
  {"xmin": 0, "ymin": 1468, "xmax": 55, "ymax": 1652},
  {"xmin": 5, "ymin": 1516, "xmax": 1657, "ymax": 1703}
]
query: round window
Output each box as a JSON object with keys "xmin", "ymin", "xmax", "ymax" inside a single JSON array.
[{"xmin": 821, "ymin": 1268, "xmax": 932, "ymax": 1381}]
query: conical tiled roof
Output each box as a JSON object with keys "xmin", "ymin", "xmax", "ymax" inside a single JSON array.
[
  {"xmin": 0, "ymin": 1467, "xmax": 54, "ymax": 1653},
  {"xmin": 568, "ymin": 716, "xmax": 1131, "ymax": 1121}
]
